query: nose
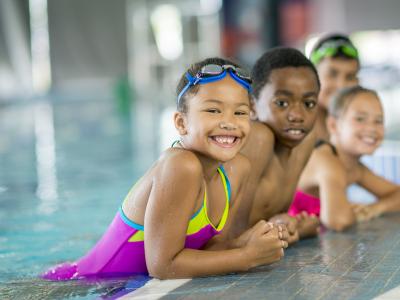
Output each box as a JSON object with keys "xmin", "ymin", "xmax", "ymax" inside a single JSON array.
[
  {"xmin": 366, "ymin": 120, "xmax": 382, "ymax": 133},
  {"xmin": 287, "ymin": 105, "xmax": 304, "ymax": 123},
  {"xmin": 335, "ymin": 75, "xmax": 354, "ymax": 90},
  {"xmin": 219, "ymin": 112, "xmax": 239, "ymax": 130},
  {"xmin": 219, "ymin": 121, "xmax": 237, "ymax": 130}
]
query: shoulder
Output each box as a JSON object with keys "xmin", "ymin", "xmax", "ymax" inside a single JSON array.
[
  {"xmin": 223, "ymin": 153, "xmax": 251, "ymax": 180},
  {"xmin": 296, "ymin": 128, "xmax": 317, "ymax": 154},
  {"xmin": 241, "ymin": 121, "xmax": 274, "ymax": 162},
  {"xmin": 312, "ymin": 145, "xmax": 346, "ymax": 180},
  {"xmin": 249, "ymin": 121, "xmax": 275, "ymax": 145},
  {"xmin": 157, "ymin": 148, "xmax": 203, "ymax": 182}
]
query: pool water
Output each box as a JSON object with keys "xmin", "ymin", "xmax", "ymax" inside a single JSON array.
[
  {"xmin": 0, "ymin": 98, "xmax": 155, "ymax": 299},
  {"xmin": 1, "ymin": 97, "xmax": 399, "ymax": 299}
]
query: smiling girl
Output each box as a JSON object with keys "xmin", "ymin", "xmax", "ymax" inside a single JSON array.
[
  {"xmin": 289, "ymin": 86, "xmax": 400, "ymax": 231},
  {"xmin": 42, "ymin": 57, "xmax": 287, "ymax": 280}
]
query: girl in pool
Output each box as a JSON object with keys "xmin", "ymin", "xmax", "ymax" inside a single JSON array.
[
  {"xmin": 289, "ymin": 86, "xmax": 400, "ymax": 231},
  {"xmin": 42, "ymin": 57, "xmax": 287, "ymax": 280}
]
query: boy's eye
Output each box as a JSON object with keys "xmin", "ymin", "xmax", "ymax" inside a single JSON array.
[
  {"xmin": 304, "ymin": 100, "xmax": 316, "ymax": 109},
  {"xmin": 346, "ymin": 74, "xmax": 357, "ymax": 82},
  {"xmin": 274, "ymin": 100, "xmax": 288, "ymax": 108},
  {"xmin": 328, "ymin": 69, "xmax": 338, "ymax": 78}
]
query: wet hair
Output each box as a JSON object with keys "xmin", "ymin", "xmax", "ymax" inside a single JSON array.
[
  {"xmin": 251, "ymin": 47, "xmax": 320, "ymax": 99},
  {"xmin": 176, "ymin": 57, "xmax": 248, "ymax": 113},
  {"xmin": 311, "ymin": 33, "xmax": 359, "ymax": 64},
  {"xmin": 329, "ymin": 85, "xmax": 379, "ymax": 118}
]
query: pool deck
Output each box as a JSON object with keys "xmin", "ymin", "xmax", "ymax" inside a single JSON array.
[{"xmin": 118, "ymin": 214, "xmax": 400, "ymax": 300}]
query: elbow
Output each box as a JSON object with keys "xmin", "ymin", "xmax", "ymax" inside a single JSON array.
[
  {"xmin": 147, "ymin": 262, "xmax": 172, "ymax": 280},
  {"xmin": 148, "ymin": 267, "xmax": 167, "ymax": 280},
  {"xmin": 148, "ymin": 261, "xmax": 184, "ymax": 280},
  {"xmin": 322, "ymin": 214, "xmax": 355, "ymax": 232}
]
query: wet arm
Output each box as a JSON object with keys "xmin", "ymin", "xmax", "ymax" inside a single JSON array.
[
  {"xmin": 318, "ymin": 164, "xmax": 355, "ymax": 231},
  {"xmin": 144, "ymin": 156, "xmax": 250, "ymax": 279},
  {"xmin": 358, "ymin": 165, "xmax": 400, "ymax": 217}
]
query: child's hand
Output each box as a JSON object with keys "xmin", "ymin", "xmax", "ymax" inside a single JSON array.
[
  {"xmin": 295, "ymin": 211, "xmax": 320, "ymax": 238},
  {"xmin": 243, "ymin": 220, "xmax": 288, "ymax": 269},
  {"xmin": 352, "ymin": 203, "xmax": 383, "ymax": 222},
  {"xmin": 268, "ymin": 213, "xmax": 299, "ymax": 244},
  {"xmin": 234, "ymin": 220, "xmax": 288, "ymax": 248}
]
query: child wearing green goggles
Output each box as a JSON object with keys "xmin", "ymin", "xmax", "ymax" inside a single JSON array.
[{"xmin": 310, "ymin": 34, "xmax": 360, "ymax": 141}]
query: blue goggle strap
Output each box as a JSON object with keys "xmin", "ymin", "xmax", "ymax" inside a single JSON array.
[
  {"xmin": 177, "ymin": 71, "xmax": 251, "ymax": 105},
  {"xmin": 228, "ymin": 70, "xmax": 252, "ymax": 92}
]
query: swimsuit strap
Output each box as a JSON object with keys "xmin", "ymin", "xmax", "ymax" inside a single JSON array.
[
  {"xmin": 171, "ymin": 140, "xmax": 181, "ymax": 148},
  {"xmin": 315, "ymin": 139, "xmax": 338, "ymax": 156},
  {"xmin": 217, "ymin": 165, "xmax": 231, "ymax": 202},
  {"xmin": 203, "ymin": 166, "xmax": 231, "ymax": 231}
]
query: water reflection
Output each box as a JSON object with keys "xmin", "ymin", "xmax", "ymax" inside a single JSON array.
[
  {"xmin": 0, "ymin": 277, "xmax": 132, "ymax": 300},
  {"xmin": 34, "ymin": 100, "xmax": 58, "ymax": 215}
]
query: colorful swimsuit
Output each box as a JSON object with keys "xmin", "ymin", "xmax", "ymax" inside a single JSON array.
[
  {"xmin": 288, "ymin": 189, "xmax": 321, "ymax": 217},
  {"xmin": 42, "ymin": 166, "xmax": 231, "ymax": 280},
  {"xmin": 288, "ymin": 140, "xmax": 337, "ymax": 217}
]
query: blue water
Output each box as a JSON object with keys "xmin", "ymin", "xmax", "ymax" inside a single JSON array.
[
  {"xmin": 0, "ymin": 98, "xmax": 155, "ymax": 299},
  {"xmin": 1, "ymin": 97, "xmax": 399, "ymax": 299}
]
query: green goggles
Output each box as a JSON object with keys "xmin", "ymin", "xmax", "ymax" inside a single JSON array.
[{"xmin": 310, "ymin": 40, "xmax": 359, "ymax": 65}]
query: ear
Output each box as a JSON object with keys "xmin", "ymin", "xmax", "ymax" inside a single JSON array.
[
  {"xmin": 326, "ymin": 115, "xmax": 338, "ymax": 136},
  {"xmin": 174, "ymin": 111, "xmax": 188, "ymax": 135},
  {"xmin": 250, "ymin": 97, "xmax": 258, "ymax": 121}
]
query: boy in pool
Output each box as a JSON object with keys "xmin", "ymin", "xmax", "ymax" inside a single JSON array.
[
  {"xmin": 310, "ymin": 34, "xmax": 360, "ymax": 141},
  {"xmin": 42, "ymin": 57, "xmax": 288, "ymax": 280},
  {"xmin": 289, "ymin": 86, "xmax": 400, "ymax": 231},
  {"xmin": 231, "ymin": 48, "xmax": 321, "ymax": 243}
]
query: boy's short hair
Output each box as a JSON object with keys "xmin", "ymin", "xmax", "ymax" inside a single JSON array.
[
  {"xmin": 329, "ymin": 85, "xmax": 378, "ymax": 118},
  {"xmin": 251, "ymin": 47, "xmax": 320, "ymax": 99},
  {"xmin": 310, "ymin": 33, "xmax": 359, "ymax": 66},
  {"xmin": 176, "ymin": 57, "xmax": 246, "ymax": 113}
]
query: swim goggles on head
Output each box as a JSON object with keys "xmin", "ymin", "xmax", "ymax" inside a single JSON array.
[
  {"xmin": 310, "ymin": 40, "xmax": 359, "ymax": 65},
  {"xmin": 177, "ymin": 64, "xmax": 252, "ymax": 105}
]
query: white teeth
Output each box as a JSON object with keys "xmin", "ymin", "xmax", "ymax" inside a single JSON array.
[
  {"xmin": 214, "ymin": 136, "xmax": 236, "ymax": 144},
  {"xmin": 287, "ymin": 129, "xmax": 303, "ymax": 135},
  {"xmin": 361, "ymin": 136, "xmax": 377, "ymax": 145}
]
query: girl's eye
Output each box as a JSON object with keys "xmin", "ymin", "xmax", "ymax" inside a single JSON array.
[
  {"xmin": 206, "ymin": 108, "xmax": 220, "ymax": 114},
  {"xmin": 375, "ymin": 119, "xmax": 384, "ymax": 125},
  {"xmin": 304, "ymin": 100, "xmax": 316, "ymax": 109},
  {"xmin": 355, "ymin": 116, "xmax": 365, "ymax": 122},
  {"xmin": 235, "ymin": 110, "xmax": 249, "ymax": 116},
  {"xmin": 274, "ymin": 100, "xmax": 288, "ymax": 108}
]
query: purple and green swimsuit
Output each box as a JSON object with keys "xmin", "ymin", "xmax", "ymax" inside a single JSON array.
[{"xmin": 42, "ymin": 166, "xmax": 231, "ymax": 280}]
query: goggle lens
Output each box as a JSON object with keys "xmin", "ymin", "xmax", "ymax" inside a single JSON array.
[
  {"xmin": 200, "ymin": 64, "xmax": 252, "ymax": 82},
  {"xmin": 177, "ymin": 64, "xmax": 252, "ymax": 106},
  {"xmin": 311, "ymin": 40, "xmax": 358, "ymax": 64}
]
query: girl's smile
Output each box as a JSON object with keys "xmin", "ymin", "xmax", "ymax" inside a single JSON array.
[
  {"xmin": 175, "ymin": 75, "xmax": 251, "ymax": 163},
  {"xmin": 209, "ymin": 135, "xmax": 241, "ymax": 148},
  {"xmin": 332, "ymin": 91, "xmax": 384, "ymax": 156}
]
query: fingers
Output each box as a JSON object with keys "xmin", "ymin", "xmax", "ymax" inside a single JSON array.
[
  {"xmin": 278, "ymin": 226, "xmax": 289, "ymax": 241},
  {"xmin": 300, "ymin": 211, "xmax": 309, "ymax": 219},
  {"xmin": 287, "ymin": 230, "xmax": 300, "ymax": 244},
  {"xmin": 253, "ymin": 220, "xmax": 274, "ymax": 232},
  {"xmin": 253, "ymin": 220, "xmax": 291, "ymax": 245}
]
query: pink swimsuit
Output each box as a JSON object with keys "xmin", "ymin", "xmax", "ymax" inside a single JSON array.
[{"xmin": 288, "ymin": 189, "xmax": 320, "ymax": 217}]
